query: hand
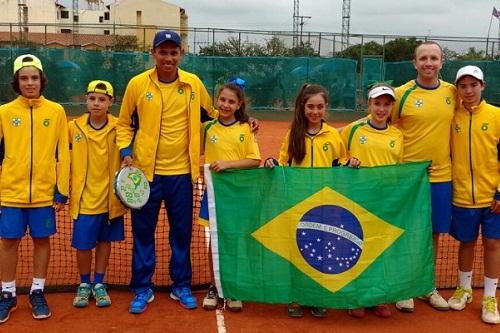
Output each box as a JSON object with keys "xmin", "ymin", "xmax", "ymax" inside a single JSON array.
[
  {"xmin": 427, "ymin": 165, "xmax": 434, "ymax": 175},
  {"xmin": 491, "ymin": 199, "xmax": 500, "ymax": 214},
  {"xmin": 121, "ymin": 155, "xmax": 133, "ymax": 168},
  {"xmin": 347, "ymin": 157, "xmax": 361, "ymax": 169},
  {"xmin": 210, "ymin": 160, "xmax": 230, "ymax": 172},
  {"xmin": 264, "ymin": 157, "xmax": 279, "ymax": 168},
  {"xmin": 54, "ymin": 202, "xmax": 64, "ymax": 212},
  {"xmin": 248, "ymin": 117, "xmax": 260, "ymax": 133}
]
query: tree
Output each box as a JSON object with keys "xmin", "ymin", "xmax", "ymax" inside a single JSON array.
[
  {"xmin": 199, "ymin": 36, "xmax": 265, "ymax": 56},
  {"xmin": 337, "ymin": 41, "xmax": 383, "ymax": 59},
  {"xmin": 264, "ymin": 36, "xmax": 290, "ymax": 56},
  {"xmin": 113, "ymin": 35, "xmax": 138, "ymax": 51},
  {"xmin": 383, "ymin": 38, "xmax": 422, "ymax": 61},
  {"xmin": 456, "ymin": 47, "xmax": 486, "ymax": 60}
]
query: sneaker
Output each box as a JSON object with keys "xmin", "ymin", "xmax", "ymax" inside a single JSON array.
[
  {"xmin": 418, "ymin": 289, "xmax": 449, "ymax": 311},
  {"xmin": 310, "ymin": 306, "xmax": 327, "ymax": 318},
  {"xmin": 226, "ymin": 299, "xmax": 243, "ymax": 312},
  {"xmin": 0, "ymin": 291, "xmax": 17, "ymax": 324},
  {"xmin": 29, "ymin": 289, "xmax": 51, "ymax": 320},
  {"xmin": 93, "ymin": 284, "xmax": 111, "ymax": 308},
  {"xmin": 448, "ymin": 286, "xmax": 472, "ymax": 311},
  {"xmin": 287, "ymin": 303, "xmax": 304, "ymax": 318},
  {"xmin": 203, "ymin": 285, "xmax": 219, "ymax": 310},
  {"xmin": 395, "ymin": 298, "xmax": 414, "ymax": 313},
  {"xmin": 374, "ymin": 304, "xmax": 392, "ymax": 318},
  {"xmin": 129, "ymin": 289, "xmax": 154, "ymax": 314},
  {"xmin": 170, "ymin": 286, "xmax": 197, "ymax": 309},
  {"xmin": 482, "ymin": 296, "xmax": 500, "ymax": 325},
  {"xmin": 73, "ymin": 283, "xmax": 91, "ymax": 308},
  {"xmin": 348, "ymin": 307, "xmax": 365, "ymax": 318}
]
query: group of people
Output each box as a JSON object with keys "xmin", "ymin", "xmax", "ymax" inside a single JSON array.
[{"xmin": 0, "ymin": 29, "xmax": 497, "ymax": 327}]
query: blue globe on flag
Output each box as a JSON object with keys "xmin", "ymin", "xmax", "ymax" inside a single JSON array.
[{"xmin": 296, "ymin": 205, "xmax": 363, "ymax": 274}]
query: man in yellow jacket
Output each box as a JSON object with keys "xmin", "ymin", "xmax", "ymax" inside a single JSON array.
[
  {"xmin": 448, "ymin": 66, "xmax": 500, "ymax": 325},
  {"xmin": 116, "ymin": 30, "xmax": 218, "ymax": 313},
  {"xmin": 0, "ymin": 54, "xmax": 69, "ymax": 324}
]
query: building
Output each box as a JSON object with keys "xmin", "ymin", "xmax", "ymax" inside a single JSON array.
[{"xmin": 0, "ymin": 0, "xmax": 188, "ymax": 50}]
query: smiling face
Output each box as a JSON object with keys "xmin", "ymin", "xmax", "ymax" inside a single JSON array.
[
  {"xmin": 151, "ymin": 42, "xmax": 182, "ymax": 82},
  {"xmin": 217, "ymin": 88, "xmax": 241, "ymax": 123},
  {"xmin": 456, "ymin": 75, "xmax": 484, "ymax": 109},
  {"xmin": 368, "ymin": 94, "xmax": 394, "ymax": 128},
  {"xmin": 304, "ymin": 93, "xmax": 327, "ymax": 131},
  {"xmin": 86, "ymin": 92, "xmax": 113, "ymax": 120},
  {"xmin": 413, "ymin": 43, "xmax": 443, "ymax": 85},
  {"xmin": 17, "ymin": 66, "xmax": 41, "ymax": 99}
]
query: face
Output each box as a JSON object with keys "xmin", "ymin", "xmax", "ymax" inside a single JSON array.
[
  {"xmin": 304, "ymin": 93, "xmax": 327, "ymax": 127},
  {"xmin": 457, "ymin": 76, "xmax": 484, "ymax": 108},
  {"xmin": 151, "ymin": 42, "xmax": 182, "ymax": 80},
  {"xmin": 86, "ymin": 92, "xmax": 113, "ymax": 118},
  {"xmin": 413, "ymin": 44, "xmax": 443, "ymax": 83},
  {"xmin": 217, "ymin": 88, "xmax": 241, "ymax": 123},
  {"xmin": 368, "ymin": 94, "xmax": 394, "ymax": 126},
  {"xmin": 18, "ymin": 66, "xmax": 41, "ymax": 99}
]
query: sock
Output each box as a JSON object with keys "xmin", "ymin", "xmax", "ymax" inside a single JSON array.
[
  {"xmin": 1, "ymin": 281, "xmax": 16, "ymax": 297},
  {"xmin": 94, "ymin": 272, "xmax": 105, "ymax": 285},
  {"xmin": 458, "ymin": 270, "xmax": 473, "ymax": 290},
  {"xmin": 80, "ymin": 274, "xmax": 91, "ymax": 284},
  {"xmin": 484, "ymin": 276, "xmax": 498, "ymax": 298},
  {"xmin": 30, "ymin": 277, "xmax": 45, "ymax": 294}
]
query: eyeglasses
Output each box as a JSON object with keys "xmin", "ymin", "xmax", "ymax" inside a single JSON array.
[{"xmin": 228, "ymin": 77, "xmax": 246, "ymax": 90}]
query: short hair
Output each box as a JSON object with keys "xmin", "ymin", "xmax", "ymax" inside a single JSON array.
[
  {"xmin": 11, "ymin": 68, "xmax": 48, "ymax": 95},
  {"xmin": 414, "ymin": 41, "xmax": 444, "ymax": 60}
]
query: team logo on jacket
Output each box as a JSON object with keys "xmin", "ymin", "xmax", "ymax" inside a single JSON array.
[
  {"xmin": 415, "ymin": 99, "xmax": 423, "ymax": 108},
  {"xmin": 145, "ymin": 92, "xmax": 153, "ymax": 101},
  {"xmin": 454, "ymin": 124, "xmax": 461, "ymax": 133},
  {"xmin": 210, "ymin": 135, "xmax": 217, "ymax": 143},
  {"xmin": 75, "ymin": 133, "xmax": 82, "ymax": 142},
  {"xmin": 178, "ymin": 88, "xmax": 184, "ymax": 95},
  {"xmin": 446, "ymin": 97, "xmax": 452, "ymax": 105},
  {"xmin": 389, "ymin": 140, "xmax": 396, "ymax": 148},
  {"xmin": 481, "ymin": 123, "xmax": 489, "ymax": 131},
  {"xmin": 239, "ymin": 134, "xmax": 245, "ymax": 142},
  {"xmin": 359, "ymin": 136, "xmax": 367, "ymax": 144},
  {"xmin": 12, "ymin": 117, "xmax": 21, "ymax": 127},
  {"xmin": 191, "ymin": 92, "xmax": 195, "ymax": 100},
  {"xmin": 43, "ymin": 119, "xmax": 50, "ymax": 127},
  {"xmin": 322, "ymin": 143, "xmax": 329, "ymax": 151}
]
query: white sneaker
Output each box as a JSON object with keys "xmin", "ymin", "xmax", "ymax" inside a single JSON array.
[
  {"xmin": 448, "ymin": 286, "xmax": 472, "ymax": 311},
  {"xmin": 482, "ymin": 296, "xmax": 500, "ymax": 325},
  {"xmin": 202, "ymin": 286, "xmax": 219, "ymax": 310},
  {"xmin": 395, "ymin": 298, "xmax": 414, "ymax": 313},
  {"xmin": 226, "ymin": 299, "xmax": 243, "ymax": 312},
  {"xmin": 418, "ymin": 289, "xmax": 449, "ymax": 311}
]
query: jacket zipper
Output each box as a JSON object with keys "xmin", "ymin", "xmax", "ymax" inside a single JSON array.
[
  {"xmin": 29, "ymin": 105, "xmax": 34, "ymax": 203},
  {"xmin": 310, "ymin": 136, "xmax": 314, "ymax": 166},
  {"xmin": 468, "ymin": 113, "xmax": 475, "ymax": 204},
  {"xmin": 74, "ymin": 121, "xmax": 89, "ymax": 214}
]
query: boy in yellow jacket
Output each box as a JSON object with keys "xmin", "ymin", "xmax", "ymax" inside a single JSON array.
[
  {"xmin": 448, "ymin": 66, "xmax": 500, "ymax": 325},
  {"xmin": 68, "ymin": 80, "xmax": 126, "ymax": 308},
  {"xmin": 0, "ymin": 54, "xmax": 69, "ymax": 324}
]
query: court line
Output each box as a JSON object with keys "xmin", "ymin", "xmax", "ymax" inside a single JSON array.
[{"xmin": 216, "ymin": 308, "xmax": 227, "ymax": 333}]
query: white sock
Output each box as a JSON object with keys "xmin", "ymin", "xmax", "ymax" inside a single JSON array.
[
  {"xmin": 30, "ymin": 277, "xmax": 45, "ymax": 294},
  {"xmin": 1, "ymin": 281, "xmax": 16, "ymax": 297},
  {"xmin": 484, "ymin": 276, "xmax": 498, "ymax": 298},
  {"xmin": 458, "ymin": 270, "xmax": 473, "ymax": 290}
]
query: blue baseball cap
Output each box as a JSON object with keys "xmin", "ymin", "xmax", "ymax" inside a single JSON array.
[{"xmin": 153, "ymin": 30, "xmax": 181, "ymax": 48}]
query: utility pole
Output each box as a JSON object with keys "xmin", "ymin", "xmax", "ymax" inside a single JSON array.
[
  {"xmin": 341, "ymin": 0, "xmax": 351, "ymax": 51},
  {"xmin": 18, "ymin": 0, "xmax": 27, "ymax": 42},
  {"xmin": 73, "ymin": 0, "xmax": 80, "ymax": 47},
  {"xmin": 298, "ymin": 15, "xmax": 311, "ymax": 46},
  {"xmin": 293, "ymin": 0, "xmax": 311, "ymax": 49}
]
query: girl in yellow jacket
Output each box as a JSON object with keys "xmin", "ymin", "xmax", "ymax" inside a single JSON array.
[
  {"xmin": 448, "ymin": 66, "xmax": 500, "ymax": 325},
  {"xmin": 265, "ymin": 83, "xmax": 354, "ymax": 318},
  {"xmin": 68, "ymin": 80, "xmax": 127, "ymax": 309},
  {"xmin": 0, "ymin": 54, "xmax": 69, "ymax": 323}
]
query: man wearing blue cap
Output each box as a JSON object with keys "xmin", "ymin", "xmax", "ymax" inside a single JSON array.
[{"xmin": 117, "ymin": 30, "xmax": 217, "ymax": 313}]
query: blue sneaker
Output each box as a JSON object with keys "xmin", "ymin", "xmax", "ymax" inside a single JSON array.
[
  {"xmin": 29, "ymin": 289, "xmax": 51, "ymax": 319},
  {"xmin": 0, "ymin": 291, "xmax": 17, "ymax": 324},
  {"xmin": 170, "ymin": 286, "xmax": 197, "ymax": 309},
  {"xmin": 129, "ymin": 289, "xmax": 154, "ymax": 314}
]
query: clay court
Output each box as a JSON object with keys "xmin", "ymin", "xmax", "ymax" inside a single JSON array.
[{"xmin": 4, "ymin": 115, "xmax": 493, "ymax": 332}]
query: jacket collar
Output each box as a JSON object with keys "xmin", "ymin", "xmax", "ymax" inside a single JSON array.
[{"xmin": 16, "ymin": 95, "xmax": 44, "ymax": 108}]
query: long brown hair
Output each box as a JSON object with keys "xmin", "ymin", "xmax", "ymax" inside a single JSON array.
[
  {"xmin": 287, "ymin": 83, "xmax": 328, "ymax": 164},
  {"xmin": 216, "ymin": 82, "xmax": 249, "ymax": 123}
]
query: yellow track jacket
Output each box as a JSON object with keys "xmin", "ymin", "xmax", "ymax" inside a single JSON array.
[
  {"xmin": 116, "ymin": 68, "xmax": 217, "ymax": 182},
  {"xmin": 451, "ymin": 100, "xmax": 500, "ymax": 208},
  {"xmin": 0, "ymin": 95, "xmax": 69, "ymax": 207},
  {"xmin": 69, "ymin": 113, "xmax": 127, "ymax": 220}
]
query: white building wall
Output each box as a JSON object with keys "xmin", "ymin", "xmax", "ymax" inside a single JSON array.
[{"xmin": 0, "ymin": 0, "xmax": 58, "ymax": 33}]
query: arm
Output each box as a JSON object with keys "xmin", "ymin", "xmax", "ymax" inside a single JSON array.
[
  {"xmin": 199, "ymin": 80, "xmax": 218, "ymax": 122},
  {"xmin": 116, "ymin": 80, "xmax": 137, "ymax": 165},
  {"xmin": 210, "ymin": 158, "xmax": 260, "ymax": 172},
  {"xmin": 55, "ymin": 108, "xmax": 70, "ymax": 210}
]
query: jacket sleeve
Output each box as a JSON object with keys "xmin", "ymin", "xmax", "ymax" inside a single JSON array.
[
  {"xmin": 116, "ymin": 79, "xmax": 137, "ymax": 157},
  {"xmin": 199, "ymin": 80, "xmax": 218, "ymax": 121},
  {"xmin": 55, "ymin": 108, "xmax": 70, "ymax": 202},
  {"xmin": 278, "ymin": 131, "xmax": 291, "ymax": 166}
]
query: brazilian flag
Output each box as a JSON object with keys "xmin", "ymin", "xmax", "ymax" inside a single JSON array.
[{"xmin": 205, "ymin": 162, "xmax": 434, "ymax": 309}]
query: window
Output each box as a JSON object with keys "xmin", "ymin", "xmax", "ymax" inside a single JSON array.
[
  {"xmin": 104, "ymin": 30, "xmax": 110, "ymax": 35},
  {"xmin": 104, "ymin": 12, "xmax": 110, "ymax": 20},
  {"xmin": 99, "ymin": 16, "xmax": 103, "ymax": 23},
  {"xmin": 61, "ymin": 10, "xmax": 69, "ymax": 19},
  {"xmin": 61, "ymin": 28, "xmax": 72, "ymax": 33},
  {"xmin": 73, "ymin": 15, "xmax": 79, "ymax": 22}
]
